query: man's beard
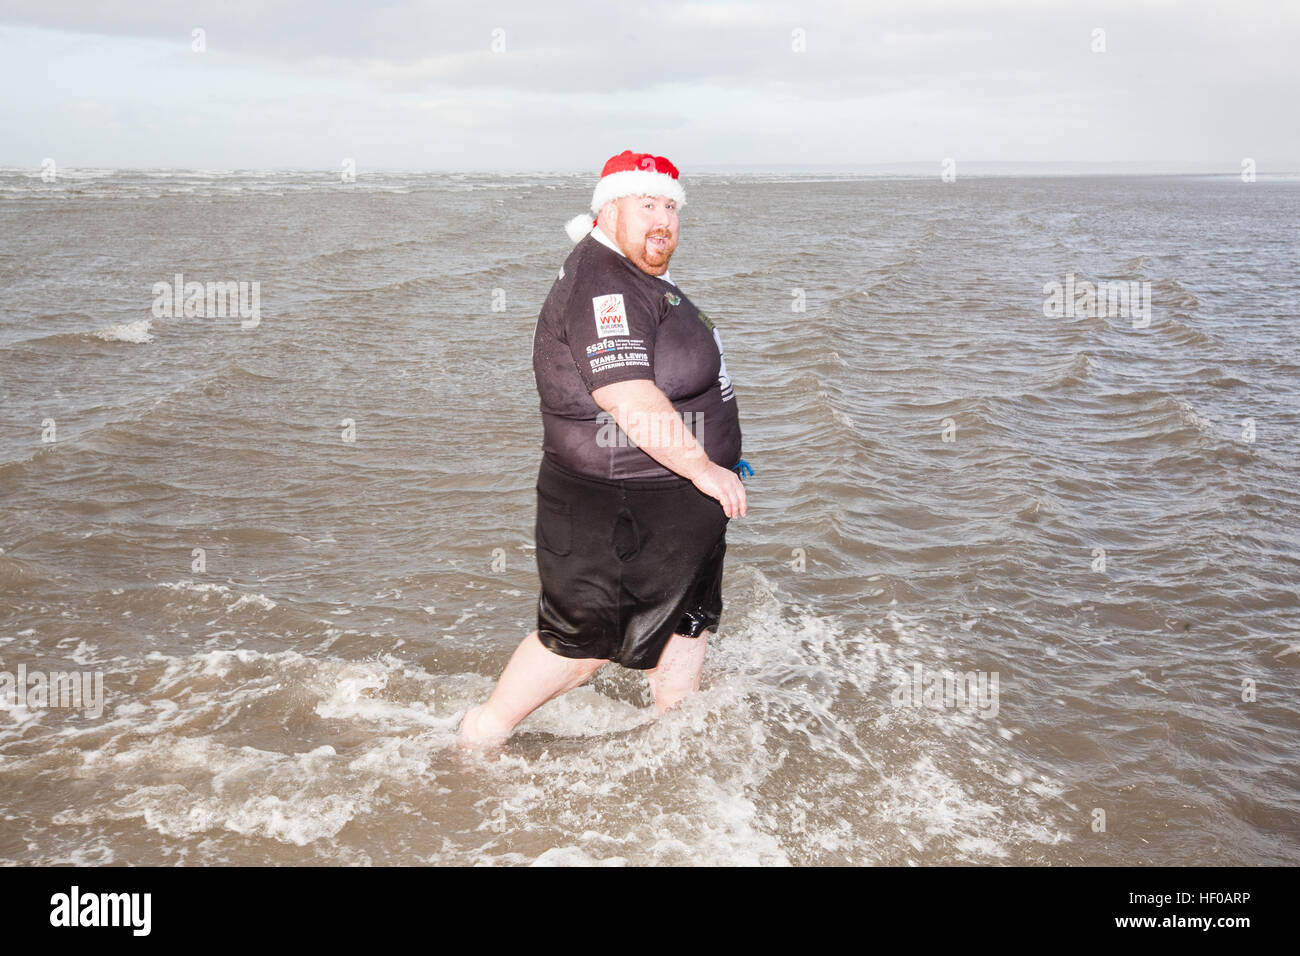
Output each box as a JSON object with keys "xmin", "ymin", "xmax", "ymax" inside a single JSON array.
[{"xmin": 629, "ymin": 232, "xmax": 675, "ymax": 275}]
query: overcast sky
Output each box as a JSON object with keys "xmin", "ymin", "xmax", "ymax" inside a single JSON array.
[{"xmin": 2, "ymin": 0, "xmax": 1297, "ymax": 172}]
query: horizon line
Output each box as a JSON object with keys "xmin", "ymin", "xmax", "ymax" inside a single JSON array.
[{"xmin": 3, "ymin": 159, "xmax": 1298, "ymax": 178}]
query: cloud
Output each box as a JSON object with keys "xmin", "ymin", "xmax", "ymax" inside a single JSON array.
[{"xmin": 2, "ymin": 0, "xmax": 1297, "ymax": 167}]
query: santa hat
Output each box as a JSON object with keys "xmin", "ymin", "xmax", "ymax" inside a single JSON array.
[{"xmin": 564, "ymin": 150, "xmax": 686, "ymax": 243}]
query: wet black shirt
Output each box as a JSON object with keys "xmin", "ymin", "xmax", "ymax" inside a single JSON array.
[{"xmin": 532, "ymin": 231, "xmax": 742, "ymax": 480}]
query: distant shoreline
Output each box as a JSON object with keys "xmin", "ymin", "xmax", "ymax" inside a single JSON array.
[{"xmin": 3, "ymin": 164, "xmax": 1299, "ymax": 180}]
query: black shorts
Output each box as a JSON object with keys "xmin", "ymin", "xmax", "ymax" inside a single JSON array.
[{"xmin": 533, "ymin": 454, "xmax": 729, "ymax": 670}]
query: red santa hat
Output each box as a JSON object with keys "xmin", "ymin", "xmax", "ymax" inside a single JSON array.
[{"xmin": 565, "ymin": 150, "xmax": 686, "ymax": 243}]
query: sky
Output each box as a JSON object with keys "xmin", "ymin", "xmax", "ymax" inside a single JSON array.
[{"xmin": 2, "ymin": 0, "xmax": 1297, "ymax": 172}]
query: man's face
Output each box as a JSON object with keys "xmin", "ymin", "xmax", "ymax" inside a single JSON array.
[{"xmin": 602, "ymin": 193, "xmax": 679, "ymax": 276}]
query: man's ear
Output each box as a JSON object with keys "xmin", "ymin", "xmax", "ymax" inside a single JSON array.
[{"xmin": 598, "ymin": 199, "xmax": 619, "ymax": 231}]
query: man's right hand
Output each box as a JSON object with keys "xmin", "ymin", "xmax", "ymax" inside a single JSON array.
[
  {"xmin": 589, "ymin": 379, "xmax": 749, "ymax": 518},
  {"xmin": 692, "ymin": 463, "xmax": 747, "ymax": 518}
]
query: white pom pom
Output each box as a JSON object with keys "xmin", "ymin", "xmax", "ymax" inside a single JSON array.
[{"xmin": 564, "ymin": 213, "xmax": 594, "ymax": 243}]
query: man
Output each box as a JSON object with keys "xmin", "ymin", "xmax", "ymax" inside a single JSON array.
[{"xmin": 458, "ymin": 150, "xmax": 748, "ymax": 748}]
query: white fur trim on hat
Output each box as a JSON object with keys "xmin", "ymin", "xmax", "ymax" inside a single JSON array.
[
  {"xmin": 590, "ymin": 169, "xmax": 686, "ymax": 215},
  {"xmin": 565, "ymin": 213, "xmax": 595, "ymax": 243}
]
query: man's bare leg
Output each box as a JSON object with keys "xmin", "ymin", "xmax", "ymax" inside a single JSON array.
[
  {"xmin": 646, "ymin": 630, "xmax": 709, "ymax": 714},
  {"xmin": 458, "ymin": 630, "xmax": 607, "ymax": 747}
]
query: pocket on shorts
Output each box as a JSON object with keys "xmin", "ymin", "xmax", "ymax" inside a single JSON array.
[{"xmin": 535, "ymin": 486, "xmax": 573, "ymax": 556}]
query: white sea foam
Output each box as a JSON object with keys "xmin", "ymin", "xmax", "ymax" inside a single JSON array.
[
  {"xmin": 1175, "ymin": 399, "xmax": 1215, "ymax": 435},
  {"xmin": 312, "ymin": 659, "xmax": 440, "ymax": 728},
  {"xmin": 530, "ymin": 846, "xmax": 627, "ymax": 867},
  {"xmin": 92, "ymin": 318, "xmax": 153, "ymax": 343},
  {"xmin": 55, "ymin": 735, "xmax": 374, "ymax": 846},
  {"xmin": 5, "ymin": 571, "xmax": 1070, "ymax": 865},
  {"xmin": 229, "ymin": 593, "xmax": 276, "ymax": 612},
  {"xmin": 21, "ymin": 650, "xmax": 454, "ymax": 854},
  {"xmin": 160, "ymin": 580, "xmax": 232, "ymax": 596},
  {"xmin": 65, "ymin": 639, "xmax": 97, "ymax": 664},
  {"xmin": 158, "ymin": 580, "xmax": 276, "ymax": 613}
]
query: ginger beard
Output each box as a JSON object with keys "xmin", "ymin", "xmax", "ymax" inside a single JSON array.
[{"xmin": 603, "ymin": 194, "xmax": 679, "ymax": 276}]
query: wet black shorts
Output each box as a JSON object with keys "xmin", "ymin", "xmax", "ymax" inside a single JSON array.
[{"xmin": 534, "ymin": 454, "xmax": 729, "ymax": 670}]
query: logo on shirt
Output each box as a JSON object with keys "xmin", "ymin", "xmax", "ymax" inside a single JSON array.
[
  {"xmin": 664, "ymin": 292, "xmax": 680, "ymax": 307},
  {"xmin": 592, "ymin": 293, "xmax": 630, "ymax": 337},
  {"xmin": 715, "ymin": 326, "xmax": 734, "ymax": 402}
]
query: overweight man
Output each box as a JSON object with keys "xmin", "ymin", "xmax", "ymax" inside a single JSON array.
[{"xmin": 458, "ymin": 150, "xmax": 748, "ymax": 748}]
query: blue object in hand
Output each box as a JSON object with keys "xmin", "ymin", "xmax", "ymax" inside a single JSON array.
[{"xmin": 732, "ymin": 458, "xmax": 754, "ymax": 480}]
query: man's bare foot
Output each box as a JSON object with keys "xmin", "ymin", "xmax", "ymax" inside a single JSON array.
[{"xmin": 457, "ymin": 704, "xmax": 511, "ymax": 750}]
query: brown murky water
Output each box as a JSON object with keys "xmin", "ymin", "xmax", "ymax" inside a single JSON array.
[{"xmin": 1, "ymin": 169, "xmax": 1297, "ymax": 864}]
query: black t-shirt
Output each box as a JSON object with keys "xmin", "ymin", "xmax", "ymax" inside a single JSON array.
[{"xmin": 532, "ymin": 231, "xmax": 742, "ymax": 480}]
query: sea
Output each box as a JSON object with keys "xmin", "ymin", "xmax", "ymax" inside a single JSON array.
[{"xmin": 1, "ymin": 167, "xmax": 1296, "ymax": 865}]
